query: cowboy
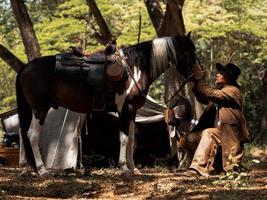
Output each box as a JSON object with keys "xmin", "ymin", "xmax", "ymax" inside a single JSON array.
[{"xmin": 184, "ymin": 63, "xmax": 250, "ymax": 177}]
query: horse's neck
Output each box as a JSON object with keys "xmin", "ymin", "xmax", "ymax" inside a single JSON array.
[{"xmin": 148, "ymin": 64, "xmax": 171, "ymax": 85}]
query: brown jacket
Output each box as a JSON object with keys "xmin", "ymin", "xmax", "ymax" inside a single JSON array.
[{"xmin": 192, "ymin": 80, "xmax": 250, "ymax": 170}]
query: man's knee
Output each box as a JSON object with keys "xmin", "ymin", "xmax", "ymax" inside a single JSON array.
[{"xmin": 201, "ymin": 129, "xmax": 212, "ymax": 138}]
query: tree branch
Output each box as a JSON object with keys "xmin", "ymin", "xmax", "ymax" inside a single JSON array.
[
  {"xmin": 86, "ymin": 0, "xmax": 113, "ymax": 45},
  {"xmin": 0, "ymin": 44, "xmax": 24, "ymax": 73}
]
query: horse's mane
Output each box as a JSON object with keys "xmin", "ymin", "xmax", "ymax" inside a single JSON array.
[{"xmin": 151, "ymin": 37, "xmax": 177, "ymax": 79}]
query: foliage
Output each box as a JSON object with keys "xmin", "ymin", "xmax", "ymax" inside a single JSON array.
[
  {"xmin": 212, "ymin": 157, "xmax": 259, "ymax": 189},
  {"xmin": 212, "ymin": 171, "xmax": 253, "ymax": 188}
]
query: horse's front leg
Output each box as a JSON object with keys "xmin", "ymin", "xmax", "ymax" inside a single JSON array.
[
  {"xmin": 118, "ymin": 105, "xmax": 140, "ymax": 176},
  {"xmin": 119, "ymin": 121, "xmax": 140, "ymax": 176}
]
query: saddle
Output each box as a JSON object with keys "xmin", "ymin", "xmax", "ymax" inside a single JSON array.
[{"xmin": 55, "ymin": 44, "xmax": 127, "ymax": 111}]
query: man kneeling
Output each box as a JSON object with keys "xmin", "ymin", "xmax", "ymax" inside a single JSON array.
[{"xmin": 184, "ymin": 63, "xmax": 250, "ymax": 177}]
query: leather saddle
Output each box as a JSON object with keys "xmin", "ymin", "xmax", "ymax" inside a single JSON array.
[{"xmin": 55, "ymin": 46, "xmax": 127, "ymax": 111}]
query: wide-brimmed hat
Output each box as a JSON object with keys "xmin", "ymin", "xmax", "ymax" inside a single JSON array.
[{"xmin": 216, "ymin": 63, "xmax": 241, "ymax": 82}]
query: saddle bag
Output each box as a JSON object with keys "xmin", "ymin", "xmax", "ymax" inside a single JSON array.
[{"xmin": 105, "ymin": 62, "xmax": 125, "ymax": 82}]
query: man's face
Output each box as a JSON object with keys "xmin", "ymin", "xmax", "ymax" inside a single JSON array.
[{"xmin": 215, "ymin": 71, "xmax": 229, "ymax": 86}]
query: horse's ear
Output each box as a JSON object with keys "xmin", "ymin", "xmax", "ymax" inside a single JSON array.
[{"xmin": 186, "ymin": 31, "xmax": 191, "ymax": 39}]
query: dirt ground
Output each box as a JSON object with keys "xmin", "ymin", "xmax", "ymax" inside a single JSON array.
[{"xmin": 0, "ymin": 147, "xmax": 267, "ymax": 200}]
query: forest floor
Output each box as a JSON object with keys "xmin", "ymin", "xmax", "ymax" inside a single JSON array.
[{"xmin": 0, "ymin": 146, "xmax": 267, "ymax": 200}]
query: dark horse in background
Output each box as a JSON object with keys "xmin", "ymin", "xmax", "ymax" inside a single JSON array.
[{"xmin": 16, "ymin": 33, "xmax": 197, "ymax": 176}]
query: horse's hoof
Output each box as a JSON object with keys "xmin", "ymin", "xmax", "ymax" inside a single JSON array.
[
  {"xmin": 20, "ymin": 168, "xmax": 32, "ymax": 177},
  {"xmin": 38, "ymin": 167, "xmax": 49, "ymax": 176},
  {"xmin": 133, "ymin": 168, "xmax": 141, "ymax": 175},
  {"xmin": 121, "ymin": 169, "xmax": 132, "ymax": 178}
]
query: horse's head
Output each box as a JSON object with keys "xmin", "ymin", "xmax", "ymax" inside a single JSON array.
[{"xmin": 172, "ymin": 32, "xmax": 197, "ymax": 80}]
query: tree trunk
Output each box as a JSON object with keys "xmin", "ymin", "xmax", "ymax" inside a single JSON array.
[
  {"xmin": 0, "ymin": 44, "xmax": 24, "ymax": 73},
  {"xmin": 145, "ymin": 0, "xmax": 185, "ymax": 37},
  {"xmin": 144, "ymin": 0, "xmax": 165, "ymax": 36},
  {"xmin": 10, "ymin": 0, "xmax": 41, "ymax": 61},
  {"xmin": 163, "ymin": 0, "xmax": 186, "ymax": 36},
  {"xmin": 262, "ymin": 70, "xmax": 267, "ymax": 144},
  {"xmin": 86, "ymin": 0, "xmax": 113, "ymax": 45}
]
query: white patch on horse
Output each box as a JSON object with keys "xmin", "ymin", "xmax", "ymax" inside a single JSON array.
[
  {"xmin": 118, "ymin": 131, "xmax": 128, "ymax": 170},
  {"xmin": 126, "ymin": 65, "xmax": 141, "ymax": 95},
  {"xmin": 118, "ymin": 49, "xmax": 141, "ymax": 95}
]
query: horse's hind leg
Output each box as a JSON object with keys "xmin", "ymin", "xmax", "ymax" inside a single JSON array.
[
  {"xmin": 28, "ymin": 111, "xmax": 48, "ymax": 176},
  {"xmin": 19, "ymin": 135, "xmax": 30, "ymax": 175}
]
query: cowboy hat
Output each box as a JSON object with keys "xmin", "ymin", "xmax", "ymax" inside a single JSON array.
[{"xmin": 216, "ymin": 63, "xmax": 241, "ymax": 82}]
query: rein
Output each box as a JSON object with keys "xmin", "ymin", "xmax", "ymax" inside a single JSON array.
[{"xmin": 163, "ymin": 69, "xmax": 194, "ymax": 107}]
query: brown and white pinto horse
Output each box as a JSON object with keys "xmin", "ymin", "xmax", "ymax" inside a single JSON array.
[{"xmin": 16, "ymin": 33, "xmax": 196, "ymax": 176}]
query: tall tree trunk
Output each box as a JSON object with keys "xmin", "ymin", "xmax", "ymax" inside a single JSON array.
[
  {"xmin": 0, "ymin": 44, "xmax": 24, "ymax": 73},
  {"xmin": 144, "ymin": 0, "xmax": 165, "ymax": 35},
  {"xmin": 163, "ymin": 0, "xmax": 186, "ymax": 36},
  {"xmin": 262, "ymin": 70, "xmax": 267, "ymax": 144},
  {"xmin": 86, "ymin": 0, "xmax": 113, "ymax": 45},
  {"xmin": 145, "ymin": 0, "xmax": 185, "ymax": 37},
  {"xmin": 10, "ymin": 0, "xmax": 41, "ymax": 61}
]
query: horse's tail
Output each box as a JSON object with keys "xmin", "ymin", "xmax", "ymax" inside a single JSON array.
[{"xmin": 16, "ymin": 69, "xmax": 36, "ymax": 168}]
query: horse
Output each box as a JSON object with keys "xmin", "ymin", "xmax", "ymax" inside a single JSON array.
[{"xmin": 16, "ymin": 33, "xmax": 197, "ymax": 176}]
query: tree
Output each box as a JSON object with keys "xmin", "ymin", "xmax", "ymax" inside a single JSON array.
[
  {"xmin": 145, "ymin": 0, "xmax": 185, "ymax": 37},
  {"xmin": 10, "ymin": 0, "xmax": 41, "ymax": 61}
]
